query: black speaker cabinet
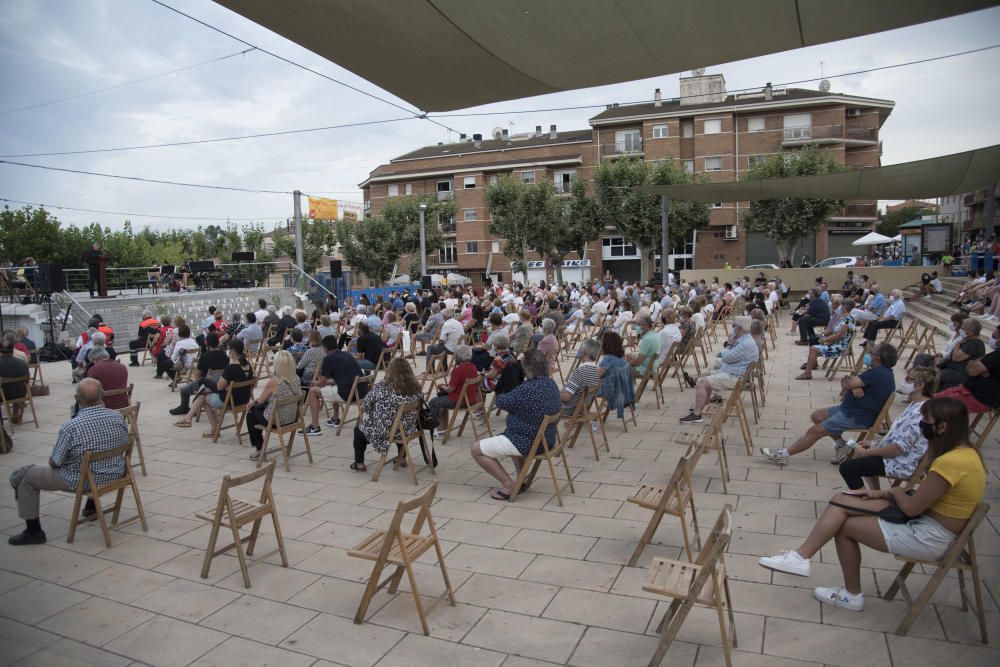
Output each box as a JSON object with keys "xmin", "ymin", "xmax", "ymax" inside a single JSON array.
[
  {"xmin": 421, "ymin": 275, "xmax": 433, "ymax": 290},
  {"xmin": 329, "ymin": 260, "xmax": 343, "ymax": 279},
  {"xmin": 231, "ymin": 251, "xmax": 255, "ymax": 262},
  {"xmin": 37, "ymin": 263, "xmax": 64, "ymax": 293}
]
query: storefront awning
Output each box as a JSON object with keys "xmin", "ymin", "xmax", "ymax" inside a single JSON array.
[
  {"xmin": 212, "ymin": 0, "xmax": 996, "ymax": 111},
  {"xmin": 634, "ymin": 144, "xmax": 1000, "ymax": 202}
]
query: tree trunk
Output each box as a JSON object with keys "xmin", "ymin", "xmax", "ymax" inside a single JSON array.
[
  {"xmin": 637, "ymin": 245, "xmax": 651, "ymax": 282},
  {"xmin": 521, "ymin": 238, "xmax": 529, "ymax": 284},
  {"xmin": 775, "ymin": 240, "xmax": 793, "ymax": 264},
  {"xmin": 553, "ymin": 257, "xmax": 564, "ymax": 285}
]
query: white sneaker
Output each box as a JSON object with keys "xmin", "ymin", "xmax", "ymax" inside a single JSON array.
[
  {"xmin": 830, "ymin": 441, "xmax": 855, "ymax": 464},
  {"xmin": 760, "ymin": 447, "xmax": 789, "ymax": 466},
  {"xmin": 813, "ymin": 586, "xmax": 864, "ymax": 611},
  {"xmin": 758, "ymin": 550, "xmax": 811, "ymax": 576}
]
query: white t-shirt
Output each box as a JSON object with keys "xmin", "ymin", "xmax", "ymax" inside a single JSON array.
[
  {"xmin": 440, "ymin": 318, "xmax": 465, "ymax": 352},
  {"xmin": 254, "ymin": 308, "xmax": 268, "ymax": 324},
  {"xmin": 591, "ymin": 301, "xmax": 608, "ymax": 317},
  {"xmin": 657, "ymin": 324, "xmax": 682, "ymax": 365},
  {"xmin": 767, "ymin": 290, "xmax": 780, "ymax": 312},
  {"xmin": 930, "ymin": 278, "xmax": 943, "ymax": 293},
  {"xmin": 691, "ymin": 312, "xmax": 706, "ymax": 332}
]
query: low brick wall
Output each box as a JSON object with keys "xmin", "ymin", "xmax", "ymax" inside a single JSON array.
[{"xmin": 678, "ymin": 265, "xmax": 940, "ymax": 294}]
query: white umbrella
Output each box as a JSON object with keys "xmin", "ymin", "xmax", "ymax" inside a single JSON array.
[
  {"xmin": 390, "ymin": 274, "xmax": 412, "ymax": 285},
  {"xmin": 429, "ymin": 274, "xmax": 444, "ymax": 286},
  {"xmin": 891, "ymin": 234, "xmax": 902, "ymax": 242},
  {"xmin": 446, "ymin": 272, "xmax": 471, "ymax": 285},
  {"xmin": 852, "ymin": 231, "xmax": 894, "ymax": 246}
]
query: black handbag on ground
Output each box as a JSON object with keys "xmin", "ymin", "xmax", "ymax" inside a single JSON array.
[{"xmin": 418, "ymin": 398, "xmax": 439, "ymax": 432}]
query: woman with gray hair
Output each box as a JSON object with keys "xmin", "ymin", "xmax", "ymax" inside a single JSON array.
[
  {"xmin": 561, "ymin": 337, "xmax": 601, "ymax": 416},
  {"xmin": 428, "ymin": 344, "xmax": 480, "ymax": 436},
  {"xmin": 536, "ymin": 318, "xmax": 559, "ymax": 375},
  {"xmin": 471, "ymin": 349, "xmax": 562, "ymax": 500},
  {"xmin": 797, "ymin": 298, "xmax": 857, "ymax": 380}
]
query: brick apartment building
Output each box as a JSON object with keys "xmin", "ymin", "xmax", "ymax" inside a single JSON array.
[{"xmin": 361, "ymin": 72, "xmax": 895, "ymax": 283}]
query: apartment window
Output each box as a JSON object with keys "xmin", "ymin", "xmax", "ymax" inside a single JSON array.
[
  {"xmin": 440, "ymin": 216, "xmax": 456, "ymax": 234},
  {"xmin": 682, "ymin": 159, "xmax": 694, "ymax": 174},
  {"xmin": 747, "ymin": 117, "xmax": 765, "ymax": 132},
  {"xmin": 387, "ymin": 184, "xmax": 399, "ymax": 197},
  {"xmin": 681, "ymin": 122, "xmax": 694, "ymax": 138},
  {"xmin": 602, "ymin": 237, "xmax": 638, "ymax": 257},
  {"xmin": 462, "ymin": 208, "xmax": 476, "ymax": 221},
  {"xmin": 704, "ymin": 156, "xmax": 722, "ymax": 171},
  {"xmin": 554, "ymin": 169, "xmax": 575, "ymax": 193},
  {"xmin": 438, "ymin": 243, "xmax": 457, "ymax": 264},
  {"xmin": 709, "ymin": 202, "xmax": 724, "ymax": 209},
  {"xmin": 703, "ymin": 119, "xmax": 722, "ymax": 134},
  {"xmin": 465, "ymin": 241, "xmax": 479, "ymax": 254},
  {"xmin": 614, "ymin": 129, "xmax": 642, "ymax": 153},
  {"xmin": 520, "ymin": 170, "xmax": 535, "ymax": 184},
  {"xmin": 463, "ymin": 176, "xmax": 476, "ymax": 189},
  {"xmin": 404, "ymin": 183, "xmax": 413, "ymax": 195},
  {"xmin": 436, "ymin": 180, "xmax": 452, "ymax": 193},
  {"xmin": 651, "ymin": 124, "xmax": 669, "ymax": 139},
  {"xmin": 784, "ymin": 113, "xmax": 811, "ymax": 128},
  {"xmin": 491, "ymin": 241, "xmax": 500, "ymax": 254},
  {"xmin": 748, "ymin": 155, "xmax": 766, "ymax": 168},
  {"xmin": 487, "ymin": 174, "xmax": 499, "ymax": 185}
]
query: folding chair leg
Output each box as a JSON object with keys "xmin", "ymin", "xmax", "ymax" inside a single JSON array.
[
  {"xmin": 92, "ymin": 493, "xmax": 113, "ymax": 548},
  {"xmin": 354, "ymin": 559, "xmax": 388, "ymax": 624},
  {"xmin": 402, "ymin": 556, "xmax": 430, "ymax": 635},
  {"xmin": 629, "ymin": 509, "xmax": 664, "ymax": 567},
  {"xmin": 969, "ymin": 543, "xmax": 989, "ymax": 643},
  {"xmin": 230, "ymin": 513, "xmax": 252, "ymax": 589},
  {"xmin": 201, "ymin": 518, "xmax": 223, "ymax": 579},
  {"xmin": 893, "ymin": 561, "xmax": 950, "ymax": 636}
]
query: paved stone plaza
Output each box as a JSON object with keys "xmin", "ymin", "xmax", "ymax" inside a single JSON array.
[{"xmin": 1, "ymin": 336, "xmax": 997, "ymax": 666}]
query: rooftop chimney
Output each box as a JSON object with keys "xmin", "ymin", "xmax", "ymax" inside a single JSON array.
[
  {"xmin": 679, "ymin": 72, "xmax": 726, "ymax": 106},
  {"xmin": 473, "ymin": 133, "xmax": 482, "ymax": 147},
  {"xmin": 459, "ymin": 133, "xmax": 467, "ymax": 140},
  {"xmin": 535, "ymin": 125, "xmax": 543, "ymax": 137},
  {"xmin": 502, "ymin": 128, "xmax": 509, "ymax": 138},
  {"xmin": 654, "ymin": 88, "xmax": 662, "ymax": 107},
  {"xmin": 549, "ymin": 124, "xmax": 557, "ymax": 139},
  {"xmin": 764, "ymin": 82, "xmax": 773, "ymax": 101}
]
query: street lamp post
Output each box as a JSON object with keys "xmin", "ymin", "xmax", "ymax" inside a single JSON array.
[{"xmin": 418, "ymin": 203, "xmax": 428, "ymax": 278}]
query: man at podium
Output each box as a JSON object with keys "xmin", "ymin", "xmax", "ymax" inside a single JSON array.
[{"xmin": 84, "ymin": 242, "xmax": 103, "ymax": 297}]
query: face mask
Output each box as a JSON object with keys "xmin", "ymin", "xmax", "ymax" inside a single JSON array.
[
  {"xmin": 900, "ymin": 381, "xmax": 915, "ymax": 395},
  {"xmin": 950, "ymin": 322, "xmax": 958, "ymax": 332},
  {"xmin": 992, "ymin": 338, "xmax": 999, "ymax": 351},
  {"xmin": 863, "ymin": 352, "xmax": 873, "ymax": 366},
  {"xmin": 919, "ymin": 420, "xmax": 938, "ymax": 441}
]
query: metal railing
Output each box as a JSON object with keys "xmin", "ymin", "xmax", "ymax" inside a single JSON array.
[
  {"xmin": 601, "ymin": 139, "xmax": 643, "ymax": 155},
  {"xmin": 782, "ymin": 125, "xmax": 878, "ymax": 142},
  {"xmin": 60, "ymin": 261, "xmax": 282, "ymax": 294}
]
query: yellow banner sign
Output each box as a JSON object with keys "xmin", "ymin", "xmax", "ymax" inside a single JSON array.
[
  {"xmin": 342, "ymin": 210, "xmax": 358, "ymax": 222},
  {"xmin": 308, "ymin": 197, "xmax": 339, "ymax": 220}
]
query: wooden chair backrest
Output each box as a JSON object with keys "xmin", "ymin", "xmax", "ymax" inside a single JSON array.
[
  {"xmin": 530, "ymin": 413, "xmax": 562, "ymax": 453},
  {"xmin": 380, "ymin": 481, "xmax": 439, "ymax": 559},
  {"xmin": 264, "ymin": 394, "xmax": 304, "ymax": 430},
  {"xmin": 661, "ymin": 446, "xmax": 696, "ymax": 509},
  {"xmin": 387, "ymin": 401, "xmax": 421, "ymax": 445},
  {"xmin": 78, "ymin": 438, "xmax": 133, "ymax": 493},
  {"xmin": 696, "ymin": 504, "xmax": 733, "ymax": 567},
  {"xmin": 455, "ymin": 373, "xmax": 484, "ymax": 410},
  {"xmin": 928, "ymin": 502, "xmax": 989, "ymax": 566},
  {"xmin": 103, "ymin": 383, "xmax": 135, "ymax": 403},
  {"xmin": 0, "ymin": 375, "xmax": 30, "ymax": 401},
  {"xmin": 219, "ymin": 459, "xmax": 277, "ymax": 508},
  {"xmin": 223, "ymin": 378, "xmax": 257, "ymax": 410}
]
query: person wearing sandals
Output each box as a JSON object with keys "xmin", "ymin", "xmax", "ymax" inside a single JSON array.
[
  {"xmin": 174, "ymin": 340, "xmax": 254, "ymax": 437},
  {"xmin": 247, "ymin": 351, "xmax": 300, "ymax": 460},
  {"xmin": 759, "ymin": 397, "xmax": 985, "ymax": 612},
  {"xmin": 471, "ymin": 349, "xmax": 561, "ymax": 501},
  {"xmin": 350, "ymin": 357, "xmax": 422, "ymax": 472},
  {"xmin": 796, "ymin": 299, "xmax": 856, "ymax": 380}
]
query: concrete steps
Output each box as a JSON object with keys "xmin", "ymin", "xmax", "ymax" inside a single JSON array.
[{"xmin": 898, "ymin": 276, "xmax": 996, "ymax": 344}]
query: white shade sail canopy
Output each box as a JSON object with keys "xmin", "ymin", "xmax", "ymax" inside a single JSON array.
[
  {"xmin": 891, "ymin": 234, "xmax": 902, "ymax": 242},
  {"xmin": 852, "ymin": 232, "xmax": 894, "ymax": 246},
  {"xmin": 634, "ymin": 144, "xmax": 1000, "ymax": 202},
  {"xmin": 446, "ymin": 272, "xmax": 471, "ymax": 285},
  {"xmin": 390, "ymin": 274, "xmax": 413, "ymax": 285},
  {"xmin": 212, "ymin": 0, "xmax": 996, "ymax": 111}
]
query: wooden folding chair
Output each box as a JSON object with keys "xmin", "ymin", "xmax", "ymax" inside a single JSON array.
[
  {"xmin": 373, "ymin": 345, "xmax": 396, "ymax": 378},
  {"xmin": 441, "ymin": 374, "xmax": 493, "ymax": 445},
  {"xmin": 562, "ymin": 384, "xmax": 610, "ymax": 460},
  {"xmin": 655, "ymin": 341, "xmax": 686, "ymax": 393},
  {"xmin": 116, "ymin": 402, "xmax": 147, "ymax": 476},
  {"xmin": 349, "ymin": 481, "xmax": 454, "ymax": 635},
  {"xmin": 422, "ymin": 350, "xmax": 449, "ymax": 399},
  {"xmin": 336, "ymin": 373, "xmax": 374, "ymax": 436},
  {"xmin": 882, "ymin": 502, "xmax": 990, "ymax": 643},
  {"xmin": 210, "ymin": 378, "xmax": 257, "ymax": 445},
  {"xmin": 627, "ymin": 446, "xmax": 701, "ymax": 566},
  {"xmin": 598, "ymin": 393, "xmax": 638, "ymax": 434},
  {"xmin": 634, "ymin": 358, "xmax": 663, "ymax": 409},
  {"xmin": 196, "ymin": 460, "xmax": 288, "ymax": 589},
  {"xmin": 169, "ymin": 348, "xmax": 198, "ymax": 392},
  {"xmin": 702, "ymin": 374, "xmax": 753, "ymax": 455},
  {"xmin": 644, "ymin": 504, "xmax": 737, "ymax": 667},
  {"xmin": 841, "ymin": 393, "xmax": 894, "ymax": 443},
  {"xmin": 674, "ymin": 408, "xmax": 730, "ymax": 493},
  {"xmin": 66, "ymin": 434, "xmax": 148, "ymax": 548},
  {"xmin": 692, "ymin": 328, "xmax": 710, "ymax": 369},
  {"xmin": 371, "ymin": 401, "xmax": 435, "ymax": 485},
  {"xmin": 27, "ymin": 350, "xmax": 43, "ymax": 387},
  {"xmin": 823, "ymin": 346, "xmax": 857, "ymax": 381},
  {"xmin": 969, "ymin": 409, "xmax": 1000, "ymax": 450},
  {"xmin": 103, "ymin": 383, "xmax": 135, "ymax": 407},
  {"xmin": 676, "ymin": 334, "xmax": 702, "ymax": 378},
  {"xmin": 0, "ymin": 375, "xmax": 38, "ymax": 431},
  {"xmin": 256, "ymin": 395, "xmax": 313, "ymax": 471},
  {"xmin": 254, "ymin": 342, "xmax": 274, "ymax": 379},
  {"xmin": 139, "ymin": 335, "xmax": 156, "ymax": 366},
  {"xmin": 510, "ymin": 413, "xmax": 575, "ymax": 506}
]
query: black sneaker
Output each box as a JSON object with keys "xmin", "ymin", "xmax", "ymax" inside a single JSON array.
[
  {"xmin": 8, "ymin": 530, "xmax": 46, "ymax": 546},
  {"xmin": 683, "ymin": 371, "xmax": 696, "ymax": 388},
  {"xmin": 679, "ymin": 412, "xmax": 703, "ymax": 424},
  {"xmin": 129, "ymin": 361, "xmax": 140, "ymax": 367},
  {"xmin": 168, "ymin": 406, "xmax": 187, "ymax": 416},
  {"xmin": 325, "ymin": 418, "xmax": 341, "ymax": 427},
  {"xmin": 300, "ymin": 425, "xmax": 321, "ymax": 435}
]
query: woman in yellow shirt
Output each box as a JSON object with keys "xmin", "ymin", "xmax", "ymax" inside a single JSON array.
[{"xmin": 758, "ymin": 397, "xmax": 986, "ymax": 612}]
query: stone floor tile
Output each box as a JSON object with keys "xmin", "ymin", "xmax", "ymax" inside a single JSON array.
[
  {"xmin": 190, "ymin": 636, "xmax": 318, "ymax": 667},
  {"xmin": 97, "ymin": 535, "xmax": 191, "ymax": 569},
  {"xmin": 935, "ymin": 605, "xmax": 999, "ymax": 646},
  {"xmin": 569, "ymin": 626, "xmax": 693, "ymax": 667},
  {"xmin": 38, "ymin": 597, "xmax": 155, "ymax": 647},
  {"xmin": 455, "ymin": 573, "xmax": 559, "ymax": 615},
  {"xmin": 0, "ymin": 578, "xmax": 90, "ymax": 625},
  {"xmin": 488, "ymin": 506, "xmax": 572, "ymax": 532},
  {"xmin": 763, "ymin": 617, "xmax": 889, "ymax": 666},
  {"xmin": 585, "ymin": 537, "xmax": 680, "ymax": 567},
  {"xmin": 437, "ymin": 519, "xmax": 520, "ymax": 548},
  {"xmin": 369, "ymin": 592, "xmax": 486, "ymax": 641},
  {"xmin": 886, "ymin": 632, "xmax": 1000, "ymax": 666},
  {"xmin": 376, "ymin": 633, "xmax": 506, "ymax": 667},
  {"xmin": 202, "ymin": 594, "xmax": 318, "ymax": 644},
  {"xmin": 429, "ymin": 498, "xmax": 504, "ymax": 522},
  {"xmin": 729, "ymin": 581, "xmax": 821, "ymax": 622},
  {"xmin": 504, "ymin": 528, "xmax": 597, "ymax": 559},
  {"xmin": 695, "ymin": 645, "xmax": 822, "ymax": 666},
  {"xmin": 463, "ymin": 609, "xmax": 584, "ymax": 664},
  {"xmin": 444, "ymin": 544, "xmax": 536, "ymax": 578},
  {"xmin": 0, "ymin": 543, "xmax": 113, "ymax": 585},
  {"xmin": 153, "ymin": 547, "xmax": 241, "ymax": 584},
  {"xmin": 0, "ymin": 569, "xmax": 32, "ymax": 596},
  {"xmin": 14, "ymin": 637, "xmax": 133, "ymax": 667},
  {"xmin": 544, "ymin": 587, "xmax": 656, "ymax": 633},
  {"xmin": 0, "ymin": 617, "xmax": 61, "ymax": 666},
  {"xmin": 216, "ymin": 561, "xmax": 320, "ymax": 602},
  {"xmin": 280, "ymin": 612, "xmax": 405, "ymax": 665},
  {"xmin": 519, "ymin": 555, "xmax": 621, "ymax": 592},
  {"xmin": 132, "ymin": 577, "xmax": 242, "ymax": 623},
  {"xmin": 103, "ymin": 615, "xmax": 228, "ymax": 667}
]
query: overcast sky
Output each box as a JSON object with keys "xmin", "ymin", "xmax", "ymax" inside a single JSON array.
[{"xmin": 1, "ymin": 1, "xmax": 998, "ymax": 233}]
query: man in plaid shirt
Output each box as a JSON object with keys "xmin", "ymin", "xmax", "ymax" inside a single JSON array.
[{"xmin": 8, "ymin": 379, "xmax": 128, "ymax": 546}]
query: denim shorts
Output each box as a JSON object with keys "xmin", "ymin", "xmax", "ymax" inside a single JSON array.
[
  {"xmin": 207, "ymin": 393, "xmax": 225, "ymax": 409},
  {"xmin": 821, "ymin": 406, "xmax": 870, "ymax": 435}
]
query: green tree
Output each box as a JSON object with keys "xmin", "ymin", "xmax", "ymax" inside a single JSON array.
[
  {"xmin": 336, "ymin": 216, "xmax": 397, "ymax": 286},
  {"xmin": 877, "ymin": 205, "xmax": 926, "ymax": 238},
  {"xmin": 0, "ymin": 205, "xmax": 65, "ymax": 265},
  {"xmin": 486, "ymin": 176, "xmax": 532, "ymax": 280},
  {"xmin": 740, "ymin": 146, "xmax": 850, "ymax": 263},
  {"xmin": 380, "ymin": 195, "xmax": 453, "ymax": 277},
  {"xmin": 650, "ymin": 159, "xmax": 712, "ymax": 260},
  {"xmin": 594, "ymin": 159, "xmax": 662, "ymax": 281}
]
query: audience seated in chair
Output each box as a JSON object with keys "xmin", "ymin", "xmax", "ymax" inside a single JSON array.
[
  {"xmin": 85, "ymin": 347, "xmax": 129, "ymax": 410},
  {"xmin": 246, "ymin": 351, "xmax": 301, "ymax": 461},
  {"xmin": 428, "ymin": 344, "xmax": 478, "ymax": 436},
  {"xmin": 935, "ymin": 327, "xmax": 1000, "ymax": 414},
  {"xmin": 759, "ymin": 398, "xmax": 985, "ymax": 613},
  {"xmin": 8, "ymin": 379, "xmax": 128, "ymax": 545},
  {"xmin": 679, "ymin": 316, "xmax": 759, "ymax": 424},
  {"xmin": 128, "ymin": 310, "xmax": 161, "ymax": 367},
  {"xmin": 764, "ymin": 343, "xmax": 897, "ymax": 466},
  {"xmin": 797, "ymin": 299, "xmax": 856, "ymax": 379},
  {"xmin": 561, "ymin": 338, "xmax": 601, "ymax": 416},
  {"xmin": 304, "ymin": 336, "xmax": 365, "ymax": 433},
  {"xmin": 0, "ymin": 335, "xmax": 29, "ymax": 420},
  {"xmin": 471, "ymin": 349, "xmax": 561, "ymax": 501},
  {"xmin": 627, "ymin": 314, "xmax": 661, "ymax": 379},
  {"xmin": 173, "ymin": 340, "xmax": 254, "ymax": 436},
  {"xmin": 350, "ymin": 358, "xmax": 424, "ymax": 472}
]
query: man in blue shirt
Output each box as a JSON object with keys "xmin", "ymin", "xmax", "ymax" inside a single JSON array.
[
  {"xmin": 680, "ymin": 316, "xmax": 758, "ymax": 424},
  {"xmin": 763, "ymin": 343, "xmax": 897, "ymax": 466},
  {"xmin": 850, "ymin": 284, "xmax": 887, "ymax": 323},
  {"xmin": 861, "ymin": 289, "xmax": 906, "ymax": 344}
]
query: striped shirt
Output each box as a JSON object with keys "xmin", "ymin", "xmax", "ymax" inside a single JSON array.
[{"xmin": 562, "ymin": 361, "xmax": 600, "ymax": 416}]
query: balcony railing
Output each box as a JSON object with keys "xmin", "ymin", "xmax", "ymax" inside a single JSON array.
[
  {"xmin": 555, "ymin": 180, "xmax": 574, "ymax": 194},
  {"xmin": 601, "ymin": 138, "xmax": 643, "ymax": 156},
  {"xmin": 782, "ymin": 125, "xmax": 878, "ymax": 142}
]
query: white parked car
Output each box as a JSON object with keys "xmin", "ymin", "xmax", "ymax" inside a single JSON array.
[
  {"xmin": 743, "ymin": 263, "xmax": 780, "ymax": 270},
  {"xmin": 811, "ymin": 256, "xmax": 862, "ymax": 269}
]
